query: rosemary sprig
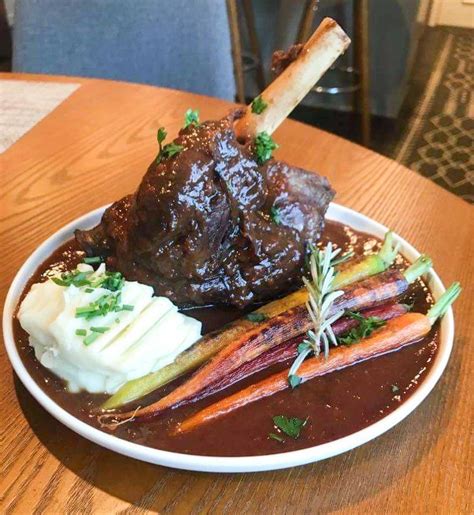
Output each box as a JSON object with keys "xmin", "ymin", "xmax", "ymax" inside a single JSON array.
[{"xmin": 288, "ymin": 243, "xmax": 344, "ymax": 385}]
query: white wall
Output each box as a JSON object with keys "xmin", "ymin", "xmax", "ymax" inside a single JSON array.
[{"xmin": 429, "ymin": 0, "xmax": 474, "ymax": 28}]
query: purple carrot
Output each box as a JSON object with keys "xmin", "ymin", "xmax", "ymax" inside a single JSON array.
[{"xmin": 186, "ymin": 303, "xmax": 409, "ymax": 404}]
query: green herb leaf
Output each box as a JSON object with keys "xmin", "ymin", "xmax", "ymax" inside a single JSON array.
[
  {"xmin": 338, "ymin": 312, "xmax": 386, "ymax": 345},
  {"xmin": 270, "ymin": 205, "xmax": 282, "ymax": 225},
  {"xmin": 331, "ymin": 250, "xmax": 355, "ymax": 267},
  {"xmin": 84, "ymin": 332, "xmax": 100, "ymax": 346},
  {"xmin": 272, "ymin": 415, "xmax": 308, "ymax": 439},
  {"xmin": 75, "ymin": 292, "xmax": 122, "ymax": 320},
  {"xmin": 156, "ymin": 127, "xmax": 167, "ymax": 163},
  {"xmin": 157, "ymin": 142, "xmax": 184, "ymax": 163},
  {"xmin": 75, "ymin": 329, "xmax": 87, "ymax": 336},
  {"xmin": 245, "ymin": 312, "xmax": 268, "ymax": 323},
  {"xmin": 288, "ymin": 374, "xmax": 301, "ymax": 389},
  {"xmin": 90, "ymin": 326, "xmax": 110, "ymax": 333},
  {"xmin": 121, "ymin": 304, "xmax": 134, "ymax": 311},
  {"xmin": 268, "ymin": 432, "xmax": 285, "ymax": 443},
  {"xmin": 297, "ymin": 341, "xmax": 310, "ymax": 354},
  {"xmin": 251, "ymin": 95, "xmax": 268, "ymax": 114},
  {"xmin": 52, "ymin": 270, "xmax": 93, "ymax": 288},
  {"xmin": 391, "ymin": 384, "xmax": 399, "ymax": 393},
  {"xmin": 157, "ymin": 127, "xmax": 167, "ymax": 145},
  {"xmin": 184, "ymin": 108, "xmax": 200, "ymax": 128},
  {"xmin": 254, "ymin": 131, "xmax": 278, "ymax": 164},
  {"xmin": 83, "ymin": 256, "xmax": 102, "ymax": 265},
  {"xmin": 93, "ymin": 271, "xmax": 124, "ymax": 292}
]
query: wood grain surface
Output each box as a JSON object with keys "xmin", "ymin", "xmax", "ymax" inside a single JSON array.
[{"xmin": 1, "ymin": 73, "xmax": 472, "ymax": 514}]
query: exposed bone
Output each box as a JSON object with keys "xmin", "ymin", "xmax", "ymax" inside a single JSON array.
[{"xmin": 234, "ymin": 17, "xmax": 351, "ymax": 140}]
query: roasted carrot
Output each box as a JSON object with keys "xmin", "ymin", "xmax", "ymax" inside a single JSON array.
[
  {"xmin": 100, "ymin": 256, "xmax": 431, "ymax": 418},
  {"xmin": 185, "ymin": 303, "xmax": 408, "ymax": 405},
  {"xmin": 101, "ymin": 233, "xmax": 401, "ymax": 410},
  {"xmin": 173, "ymin": 283, "xmax": 460, "ymax": 435},
  {"xmin": 333, "ymin": 230, "xmax": 399, "ymax": 289}
]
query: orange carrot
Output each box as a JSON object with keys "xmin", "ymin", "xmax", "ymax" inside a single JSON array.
[
  {"xmin": 99, "ymin": 269, "xmax": 411, "ymax": 425},
  {"xmin": 99, "ymin": 305, "xmax": 311, "ymax": 424},
  {"xmin": 173, "ymin": 312, "xmax": 431, "ymax": 435}
]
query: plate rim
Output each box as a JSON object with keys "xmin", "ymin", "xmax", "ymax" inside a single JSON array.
[{"xmin": 2, "ymin": 203, "xmax": 455, "ymax": 473}]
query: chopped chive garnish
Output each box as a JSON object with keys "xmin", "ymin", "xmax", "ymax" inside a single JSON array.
[
  {"xmin": 85, "ymin": 288, "xmax": 94, "ymax": 293},
  {"xmin": 90, "ymin": 326, "xmax": 110, "ymax": 333},
  {"xmin": 115, "ymin": 318, "xmax": 120, "ymax": 324},
  {"xmin": 75, "ymin": 329, "xmax": 87, "ymax": 336},
  {"xmin": 74, "ymin": 292, "xmax": 133, "ymax": 320},
  {"xmin": 52, "ymin": 270, "xmax": 93, "ymax": 287},
  {"xmin": 83, "ymin": 256, "xmax": 102, "ymax": 264},
  {"xmin": 76, "ymin": 306, "xmax": 98, "ymax": 316},
  {"xmin": 84, "ymin": 333, "xmax": 100, "ymax": 346},
  {"xmin": 268, "ymin": 432, "xmax": 285, "ymax": 443}
]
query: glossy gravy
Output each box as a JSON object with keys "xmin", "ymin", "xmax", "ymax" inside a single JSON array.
[{"xmin": 13, "ymin": 221, "xmax": 438, "ymax": 457}]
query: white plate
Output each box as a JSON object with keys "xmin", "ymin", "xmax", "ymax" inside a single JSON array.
[{"xmin": 2, "ymin": 203, "xmax": 454, "ymax": 473}]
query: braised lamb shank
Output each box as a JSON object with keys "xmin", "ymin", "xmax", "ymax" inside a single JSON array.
[
  {"xmin": 76, "ymin": 19, "xmax": 350, "ymax": 307},
  {"xmin": 76, "ymin": 113, "xmax": 333, "ymax": 307}
]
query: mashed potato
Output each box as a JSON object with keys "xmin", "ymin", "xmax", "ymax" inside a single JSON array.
[{"xmin": 18, "ymin": 264, "xmax": 201, "ymax": 394}]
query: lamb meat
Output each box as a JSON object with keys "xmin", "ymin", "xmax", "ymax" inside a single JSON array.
[{"xmin": 75, "ymin": 112, "xmax": 334, "ymax": 307}]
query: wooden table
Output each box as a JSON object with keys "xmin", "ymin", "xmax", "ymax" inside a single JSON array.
[{"xmin": 1, "ymin": 73, "xmax": 472, "ymax": 514}]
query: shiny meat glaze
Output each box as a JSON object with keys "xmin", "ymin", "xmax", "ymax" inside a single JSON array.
[{"xmin": 76, "ymin": 113, "xmax": 334, "ymax": 307}]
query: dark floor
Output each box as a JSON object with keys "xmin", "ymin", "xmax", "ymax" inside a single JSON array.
[{"xmin": 288, "ymin": 26, "xmax": 473, "ymax": 202}]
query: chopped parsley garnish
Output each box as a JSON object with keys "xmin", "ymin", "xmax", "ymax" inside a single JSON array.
[
  {"xmin": 83, "ymin": 256, "xmax": 102, "ymax": 265},
  {"xmin": 270, "ymin": 205, "xmax": 282, "ymax": 225},
  {"xmin": 245, "ymin": 312, "xmax": 268, "ymax": 323},
  {"xmin": 268, "ymin": 433, "xmax": 285, "ymax": 443},
  {"xmin": 157, "ymin": 127, "xmax": 167, "ymax": 150},
  {"xmin": 338, "ymin": 312, "xmax": 386, "ymax": 345},
  {"xmin": 184, "ymin": 108, "xmax": 200, "ymax": 128},
  {"xmin": 158, "ymin": 142, "xmax": 184, "ymax": 163},
  {"xmin": 254, "ymin": 131, "xmax": 278, "ymax": 164},
  {"xmin": 288, "ymin": 374, "xmax": 301, "ymax": 389},
  {"xmin": 75, "ymin": 329, "xmax": 87, "ymax": 336},
  {"xmin": 156, "ymin": 127, "xmax": 183, "ymax": 163},
  {"xmin": 251, "ymin": 95, "xmax": 268, "ymax": 114},
  {"xmin": 272, "ymin": 415, "xmax": 308, "ymax": 439}
]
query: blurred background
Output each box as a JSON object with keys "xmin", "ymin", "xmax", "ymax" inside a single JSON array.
[{"xmin": 1, "ymin": 0, "xmax": 472, "ymax": 202}]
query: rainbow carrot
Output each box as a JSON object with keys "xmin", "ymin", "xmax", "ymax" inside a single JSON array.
[
  {"xmin": 172, "ymin": 283, "xmax": 460, "ymax": 435},
  {"xmin": 100, "ymin": 256, "xmax": 431, "ymax": 418}
]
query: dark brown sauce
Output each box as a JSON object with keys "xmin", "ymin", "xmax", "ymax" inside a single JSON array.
[{"xmin": 13, "ymin": 221, "xmax": 438, "ymax": 457}]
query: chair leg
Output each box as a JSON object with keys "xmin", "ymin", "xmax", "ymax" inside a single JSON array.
[
  {"xmin": 242, "ymin": 0, "xmax": 266, "ymax": 91},
  {"xmin": 227, "ymin": 0, "xmax": 246, "ymax": 103},
  {"xmin": 353, "ymin": 0, "xmax": 371, "ymax": 146},
  {"xmin": 297, "ymin": 0, "xmax": 319, "ymax": 43}
]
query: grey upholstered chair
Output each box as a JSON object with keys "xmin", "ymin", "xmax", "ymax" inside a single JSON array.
[{"xmin": 12, "ymin": 0, "xmax": 236, "ymax": 100}]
